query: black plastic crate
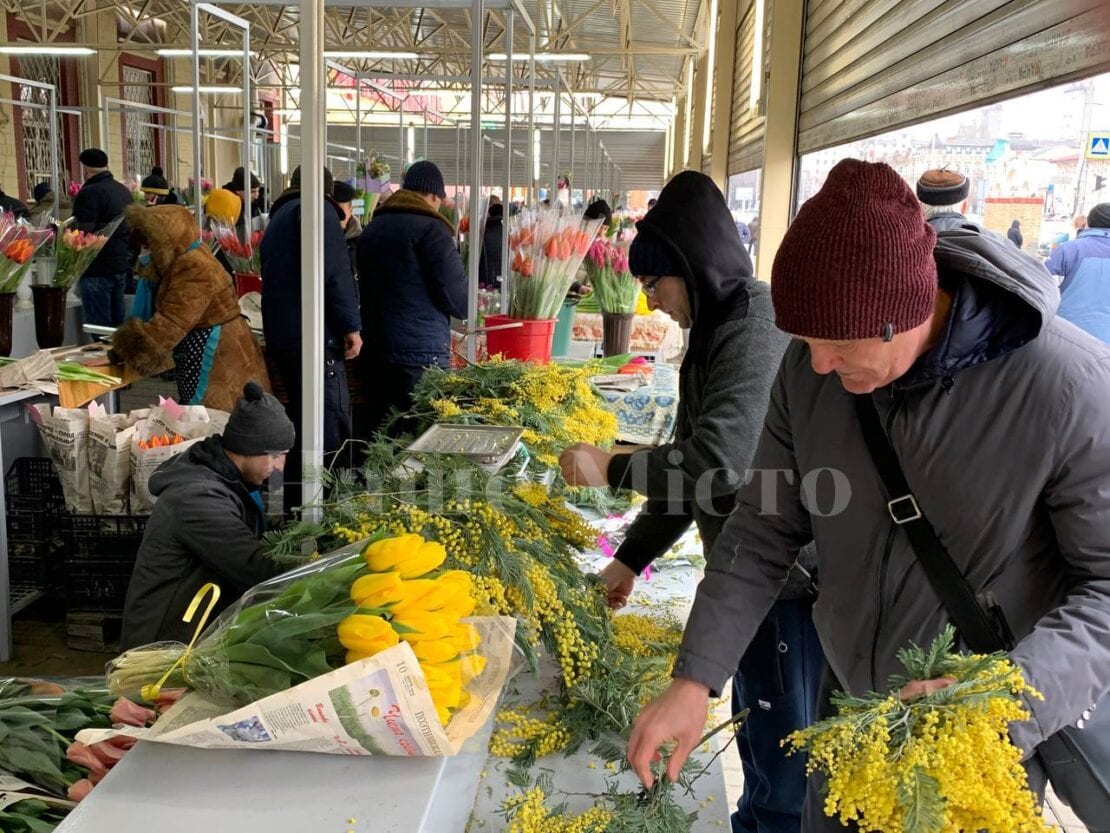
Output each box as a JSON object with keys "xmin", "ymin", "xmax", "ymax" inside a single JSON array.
[
  {"xmin": 9, "ymin": 540, "xmax": 60, "ymax": 587},
  {"xmin": 62, "ymin": 515, "xmax": 148, "ymax": 613},
  {"xmin": 6, "ymin": 458, "xmax": 65, "ymax": 544},
  {"xmin": 66, "ymin": 559, "xmax": 139, "ymax": 611}
]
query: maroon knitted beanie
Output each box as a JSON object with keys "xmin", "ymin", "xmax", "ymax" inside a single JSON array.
[{"xmin": 771, "ymin": 159, "xmax": 938, "ymax": 340}]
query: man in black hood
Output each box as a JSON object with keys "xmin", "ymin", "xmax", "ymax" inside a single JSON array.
[{"xmin": 560, "ymin": 171, "xmax": 822, "ymax": 833}]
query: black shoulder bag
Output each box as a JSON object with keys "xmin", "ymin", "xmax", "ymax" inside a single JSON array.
[{"xmin": 855, "ymin": 394, "xmax": 1110, "ymax": 829}]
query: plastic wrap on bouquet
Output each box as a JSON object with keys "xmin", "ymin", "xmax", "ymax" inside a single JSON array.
[{"xmin": 104, "ymin": 535, "xmax": 517, "ymax": 756}]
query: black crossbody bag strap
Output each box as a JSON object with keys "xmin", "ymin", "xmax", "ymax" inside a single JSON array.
[{"xmin": 854, "ymin": 394, "xmax": 1009, "ymax": 653}]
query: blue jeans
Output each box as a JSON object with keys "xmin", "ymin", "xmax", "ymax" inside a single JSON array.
[
  {"xmin": 80, "ymin": 272, "xmax": 127, "ymax": 327},
  {"xmin": 732, "ymin": 597, "xmax": 824, "ymax": 833}
]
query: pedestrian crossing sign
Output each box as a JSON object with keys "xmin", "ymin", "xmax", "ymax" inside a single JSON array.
[{"xmin": 1088, "ymin": 133, "xmax": 1110, "ymax": 159}]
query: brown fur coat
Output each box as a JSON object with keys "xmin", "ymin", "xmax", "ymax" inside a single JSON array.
[{"xmin": 112, "ymin": 204, "xmax": 270, "ymax": 411}]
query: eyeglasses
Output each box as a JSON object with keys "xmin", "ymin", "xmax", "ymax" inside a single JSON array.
[{"xmin": 640, "ymin": 276, "xmax": 661, "ymax": 297}]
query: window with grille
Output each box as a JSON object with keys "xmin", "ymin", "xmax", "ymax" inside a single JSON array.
[
  {"xmin": 122, "ymin": 66, "xmax": 158, "ymax": 184},
  {"xmin": 15, "ymin": 53, "xmax": 66, "ymax": 196}
]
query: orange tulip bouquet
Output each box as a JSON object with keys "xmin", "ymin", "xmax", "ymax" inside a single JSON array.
[
  {"xmin": 507, "ymin": 207, "xmax": 603, "ymax": 320},
  {"xmin": 106, "ymin": 530, "xmax": 515, "ymax": 756},
  {"xmin": 0, "ymin": 210, "xmax": 55, "ymax": 293}
]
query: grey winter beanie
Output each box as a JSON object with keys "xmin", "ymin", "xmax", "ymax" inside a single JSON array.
[{"xmin": 222, "ymin": 382, "xmax": 295, "ymax": 455}]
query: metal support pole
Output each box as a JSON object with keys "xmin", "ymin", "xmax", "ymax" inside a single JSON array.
[
  {"xmin": 169, "ymin": 113, "xmax": 179, "ymax": 196},
  {"xmin": 355, "ymin": 77, "xmax": 362, "ymax": 177},
  {"xmin": 527, "ymin": 35, "xmax": 536, "ymax": 205},
  {"xmin": 568, "ymin": 96, "xmax": 575, "ymax": 208},
  {"xmin": 191, "ymin": 3, "xmax": 203, "ymax": 229},
  {"xmin": 399, "ymin": 101, "xmax": 405, "ymax": 169},
  {"xmin": 501, "ymin": 10, "xmax": 513, "ymax": 314},
  {"xmin": 454, "ymin": 120, "xmax": 461, "ymax": 208},
  {"xmin": 242, "ymin": 24, "xmax": 252, "ymax": 237},
  {"xmin": 299, "ymin": 0, "xmax": 326, "ymax": 517},
  {"xmin": 583, "ymin": 120, "xmax": 591, "ymax": 206},
  {"xmin": 47, "ymin": 87, "xmax": 58, "ymax": 222},
  {"xmin": 466, "ymin": 0, "xmax": 485, "ymax": 360},
  {"xmin": 423, "ymin": 109, "xmax": 429, "ymax": 159},
  {"xmin": 551, "ymin": 73, "xmax": 561, "ymax": 204}
]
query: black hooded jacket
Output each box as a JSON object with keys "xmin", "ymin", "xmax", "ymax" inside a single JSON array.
[
  {"xmin": 260, "ymin": 190, "xmax": 362, "ymax": 351},
  {"xmin": 606, "ymin": 172, "xmax": 805, "ymax": 588},
  {"xmin": 120, "ymin": 436, "xmax": 278, "ymax": 648}
]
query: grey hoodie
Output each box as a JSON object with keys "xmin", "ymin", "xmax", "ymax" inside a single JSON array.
[{"xmin": 675, "ymin": 226, "xmax": 1110, "ymax": 756}]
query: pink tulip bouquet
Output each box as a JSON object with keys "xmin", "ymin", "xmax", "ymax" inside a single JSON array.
[{"xmin": 51, "ymin": 216, "xmax": 125, "ymax": 289}]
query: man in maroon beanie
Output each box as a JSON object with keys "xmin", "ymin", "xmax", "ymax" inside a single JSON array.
[{"xmin": 628, "ymin": 159, "xmax": 1110, "ymax": 830}]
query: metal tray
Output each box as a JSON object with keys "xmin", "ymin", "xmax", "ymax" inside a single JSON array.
[{"xmin": 405, "ymin": 424, "xmax": 525, "ymax": 465}]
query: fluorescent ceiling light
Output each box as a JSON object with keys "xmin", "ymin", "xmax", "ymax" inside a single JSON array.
[
  {"xmin": 487, "ymin": 53, "xmax": 589, "ymax": 62},
  {"xmin": 157, "ymin": 48, "xmax": 256, "ymax": 57},
  {"xmin": 171, "ymin": 85, "xmax": 241, "ymax": 94},
  {"xmin": 323, "ymin": 51, "xmax": 420, "ymax": 60},
  {"xmin": 0, "ymin": 46, "xmax": 95, "ymax": 56}
]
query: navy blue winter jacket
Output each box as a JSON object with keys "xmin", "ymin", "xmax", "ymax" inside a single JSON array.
[
  {"xmin": 356, "ymin": 189, "xmax": 467, "ymax": 366},
  {"xmin": 71, "ymin": 171, "xmax": 133, "ymax": 275},
  {"xmin": 260, "ymin": 190, "xmax": 362, "ymax": 351}
]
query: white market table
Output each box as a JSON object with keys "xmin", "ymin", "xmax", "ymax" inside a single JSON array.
[{"xmin": 57, "ymin": 715, "xmax": 497, "ymax": 833}]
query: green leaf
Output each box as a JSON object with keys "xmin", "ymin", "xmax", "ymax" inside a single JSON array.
[
  {"xmin": 898, "ymin": 766, "xmax": 944, "ymax": 833},
  {"xmin": 0, "ymin": 745, "xmax": 66, "ymax": 786},
  {"xmin": 51, "ymin": 706, "xmax": 94, "ymax": 732},
  {"xmin": 243, "ymin": 606, "xmax": 355, "ymax": 648}
]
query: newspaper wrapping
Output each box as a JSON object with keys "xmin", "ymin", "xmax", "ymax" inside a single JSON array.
[
  {"xmin": 129, "ymin": 400, "xmax": 229, "ymax": 514},
  {"xmin": 87, "ymin": 403, "xmax": 148, "ymax": 515},
  {"xmin": 31, "ymin": 404, "xmax": 92, "ymax": 513},
  {"xmin": 83, "ymin": 617, "xmax": 515, "ymax": 757}
]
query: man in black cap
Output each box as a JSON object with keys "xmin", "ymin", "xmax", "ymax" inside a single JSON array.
[
  {"xmin": 356, "ymin": 160, "xmax": 467, "ymax": 437},
  {"xmin": 224, "ymin": 166, "xmax": 262, "ymax": 230},
  {"xmin": 71, "ymin": 148, "xmax": 134, "ymax": 326},
  {"xmin": 915, "ymin": 167, "xmax": 975, "ymax": 232},
  {"xmin": 120, "ymin": 381, "xmax": 294, "ymax": 648},
  {"xmin": 260, "ymin": 165, "xmax": 362, "ymax": 512}
]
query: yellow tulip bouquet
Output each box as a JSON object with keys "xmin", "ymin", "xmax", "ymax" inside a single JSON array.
[{"xmin": 109, "ymin": 531, "xmax": 512, "ymax": 731}]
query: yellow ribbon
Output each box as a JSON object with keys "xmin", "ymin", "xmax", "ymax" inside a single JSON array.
[{"xmin": 141, "ymin": 582, "xmax": 221, "ymax": 703}]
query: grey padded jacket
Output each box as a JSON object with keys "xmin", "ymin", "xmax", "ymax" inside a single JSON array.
[{"xmin": 674, "ymin": 225, "xmax": 1110, "ymax": 756}]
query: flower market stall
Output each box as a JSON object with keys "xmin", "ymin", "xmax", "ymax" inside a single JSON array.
[{"xmin": 1, "ymin": 356, "xmax": 731, "ymax": 833}]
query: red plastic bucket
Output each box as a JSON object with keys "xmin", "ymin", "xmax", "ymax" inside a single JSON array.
[
  {"xmin": 484, "ymin": 314, "xmax": 556, "ymax": 364},
  {"xmin": 235, "ymin": 272, "xmax": 262, "ymax": 297}
]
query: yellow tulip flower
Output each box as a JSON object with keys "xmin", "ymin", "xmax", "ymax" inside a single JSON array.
[
  {"xmin": 433, "ymin": 703, "xmax": 451, "ymax": 726},
  {"xmin": 412, "ymin": 640, "xmax": 460, "ymax": 664},
  {"xmin": 449, "ymin": 623, "xmax": 482, "ymax": 653},
  {"xmin": 337, "ymin": 614, "xmax": 400, "ymax": 659},
  {"xmin": 390, "ymin": 573, "xmax": 474, "ymax": 617},
  {"xmin": 460, "ymin": 653, "xmax": 487, "ymax": 685},
  {"xmin": 363, "ymin": 534, "xmax": 447, "ymax": 578},
  {"xmin": 390, "ymin": 609, "xmax": 454, "ymax": 642},
  {"xmin": 350, "ymin": 571, "xmax": 404, "ymax": 608}
]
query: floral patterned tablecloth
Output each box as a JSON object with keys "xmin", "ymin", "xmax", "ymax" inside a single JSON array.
[{"xmin": 598, "ymin": 364, "xmax": 679, "ymax": 445}]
